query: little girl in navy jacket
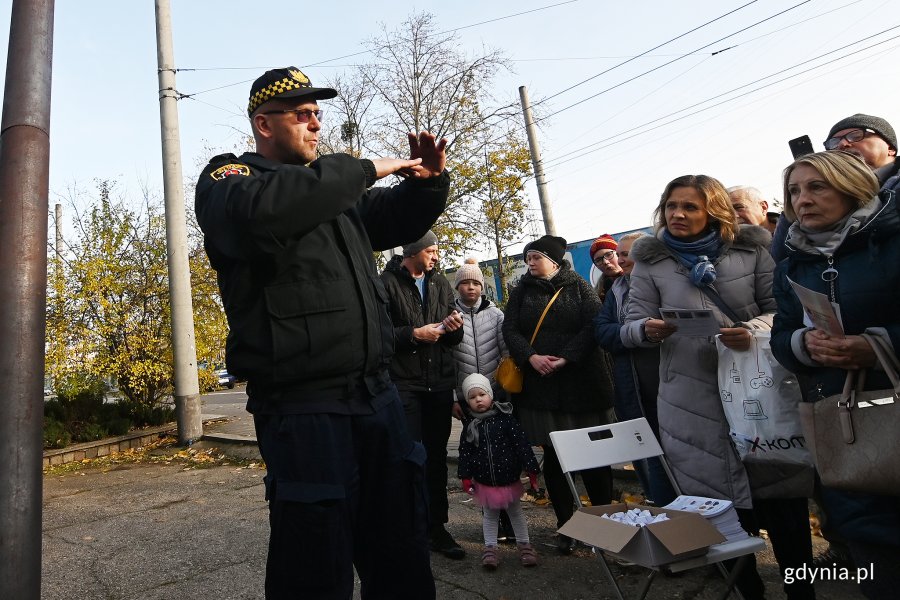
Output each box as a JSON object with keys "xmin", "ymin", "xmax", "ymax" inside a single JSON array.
[{"xmin": 457, "ymin": 373, "xmax": 540, "ymax": 569}]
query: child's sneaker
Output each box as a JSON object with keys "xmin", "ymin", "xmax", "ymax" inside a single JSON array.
[
  {"xmin": 518, "ymin": 542, "xmax": 538, "ymax": 567},
  {"xmin": 481, "ymin": 546, "xmax": 499, "ymax": 570}
]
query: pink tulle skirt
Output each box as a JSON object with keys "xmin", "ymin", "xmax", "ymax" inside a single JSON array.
[{"xmin": 472, "ymin": 480, "xmax": 524, "ymax": 510}]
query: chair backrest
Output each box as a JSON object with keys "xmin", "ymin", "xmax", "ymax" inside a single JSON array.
[{"xmin": 549, "ymin": 418, "xmax": 664, "ymax": 474}]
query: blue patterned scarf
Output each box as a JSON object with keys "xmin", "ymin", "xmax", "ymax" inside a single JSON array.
[{"xmin": 662, "ymin": 229, "xmax": 723, "ymax": 287}]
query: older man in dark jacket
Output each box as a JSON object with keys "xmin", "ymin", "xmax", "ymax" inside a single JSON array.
[{"xmin": 380, "ymin": 231, "xmax": 465, "ymax": 559}]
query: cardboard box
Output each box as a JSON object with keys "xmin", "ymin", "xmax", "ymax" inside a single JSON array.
[{"xmin": 558, "ymin": 502, "xmax": 726, "ymax": 567}]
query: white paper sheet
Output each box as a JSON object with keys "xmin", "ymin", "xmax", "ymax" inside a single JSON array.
[
  {"xmin": 786, "ymin": 277, "xmax": 844, "ymax": 337},
  {"xmin": 660, "ymin": 308, "xmax": 721, "ymax": 337}
]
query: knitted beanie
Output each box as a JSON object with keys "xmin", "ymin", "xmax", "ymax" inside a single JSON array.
[
  {"xmin": 590, "ymin": 234, "xmax": 617, "ymax": 257},
  {"xmin": 402, "ymin": 230, "xmax": 438, "ymax": 257},
  {"xmin": 454, "ymin": 257, "xmax": 484, "ymax": 288},
  {"xmin": 462, "ymin": 373, "xmax": 493, "ymax": 401},
  {"xmin": 523, "ymin": 235, "xmax": 567, "ymax": 266},
  {"xmin": 827, "ymin": 114, "xmax": 897, "ymax": 150}
]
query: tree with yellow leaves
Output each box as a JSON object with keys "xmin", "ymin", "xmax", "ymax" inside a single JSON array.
[{"xmin": 46, "ymin": 180, "xmax": 228, "ymax": 425}]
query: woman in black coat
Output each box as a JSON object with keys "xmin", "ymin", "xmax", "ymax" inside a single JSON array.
[{"xmin": 502, "ymin": 235, "xmax": 614, "ymax": 554}]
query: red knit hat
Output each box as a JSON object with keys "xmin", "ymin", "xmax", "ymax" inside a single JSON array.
[{"xmin": 590, "ymin": 234, "xmax": 617, "ymax": 257}]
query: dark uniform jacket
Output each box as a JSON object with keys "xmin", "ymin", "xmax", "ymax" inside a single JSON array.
[
  {"xmin": 195, "ymin": 151, "xmax": 449, "ymax": 402},
  {"xmin": 379, "ymin": 256, "xmax": 461, "ymax": 392}
]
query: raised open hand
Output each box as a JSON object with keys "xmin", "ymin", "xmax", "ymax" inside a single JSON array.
[{"xmin": 407, "ymin": 131, "xmax": 448, "ymax": 178}]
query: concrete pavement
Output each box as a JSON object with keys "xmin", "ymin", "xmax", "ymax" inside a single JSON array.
[
  {"xmin": 40, "ymin": 386, "xmax": 865, "ymax": 599},
  {"xmin": 42, "ymin": 450, "xmax": 864, "ymax": 600}
]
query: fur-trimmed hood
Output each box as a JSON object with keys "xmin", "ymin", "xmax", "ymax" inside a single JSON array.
[{"xmin": 631, "ymin": 225, "xmax": 772, "ymax": 264}]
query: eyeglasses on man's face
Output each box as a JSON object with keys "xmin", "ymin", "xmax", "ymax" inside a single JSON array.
[
  {"xmin": 592, "ymin": 250, "xmax": 617, "ymax": 266},
  {"xmin": 823, "ymin": 128, "xmax": 875, "ymax": 150},
  {"xmin": 260, "ymin": 108, "xmax": 323, "ymax": 123}
]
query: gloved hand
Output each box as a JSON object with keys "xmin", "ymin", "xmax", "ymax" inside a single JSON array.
[
  {"xmin": 461, "ymin": 478, "xmax": 474, "ymax": 495},
  {"xmin": 528, "ymin": 473, "xmax": 539, "ymax": 492}
]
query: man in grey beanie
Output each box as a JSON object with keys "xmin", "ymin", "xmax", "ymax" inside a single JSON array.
[
  {"xmin": 402, "ymin": 229, "xmax": 438, "ymax": 257},
  {"xmin": 380, "ymin": 230, "xmax": 467, "ymax": 559},
  {"xmin": 824, "ymin": 113, "xmax": 898, "ymax": 190},
  {"xmin": 776, "ymin": 113, "xmax": 900, "ymax": 261}
]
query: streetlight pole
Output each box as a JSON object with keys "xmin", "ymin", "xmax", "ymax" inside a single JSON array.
[
  {"xmin": 518, "ymin": 85, "xmax": 557, "ymax": 236},
  {"xmin": 155, "ymin": 0, "xmax": 202, "ymax": 443}
]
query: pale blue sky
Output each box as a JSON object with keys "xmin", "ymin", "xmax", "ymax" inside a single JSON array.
[{"xmin": 2, "ymin": 0, "xmax": 898, "ymax": 251}]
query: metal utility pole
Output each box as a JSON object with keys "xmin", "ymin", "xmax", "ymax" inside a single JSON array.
[
  {"xmin": 518, "ymin": 85, "xmax": 557, "ymax": 236},
  {"xmin": 0, "ymin": 1, "xmax": 54, "ymax": 598},
  {"xmin": 155, "ymin": 0, "xmax": 202, "ymax": 444}
]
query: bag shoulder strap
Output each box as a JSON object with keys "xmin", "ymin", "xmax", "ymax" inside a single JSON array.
[
  {"xmin": 699, "ymin": 284, "xmax": 742, "ymax": 324},
  {"xmin": 861, "ymin": 333, "xmax": 900, "ymax": 393},
  {"xmin": 529, "ymin": 287, "xmax": 563, "ymax": 345}
]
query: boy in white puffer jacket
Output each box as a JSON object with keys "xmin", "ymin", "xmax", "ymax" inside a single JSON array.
[
  {"xmin": 450, "ymin": 258, "xmax": 508, "ymax": 420},
  {"xmin": 451, "ymin": 258, "xmax": 516, "ymax": 542}
]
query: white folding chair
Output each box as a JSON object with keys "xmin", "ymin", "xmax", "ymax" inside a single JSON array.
[{"xmin": 549, "ymin": 418, "xmax": 766, "ymax": 600}]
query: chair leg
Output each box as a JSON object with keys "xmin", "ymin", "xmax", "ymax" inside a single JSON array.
[
  {"xmin": 716, "ymin": 555, "xmax": 749, "ymax": 600},
  {"xmin": 634, "ymin": 567, "xmax": 657, "ymax": 600},
  {"xmin": 596, "ymin": 552, "xmax": 627, "ymax": 600}
]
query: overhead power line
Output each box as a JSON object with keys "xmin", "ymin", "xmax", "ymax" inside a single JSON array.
[
  {"xmin": 450, "ymin": 0, "xmax": 868, "ymax": 159},
  {"xmin": 536, "ymin": 0, "xmax": 760, "ymax": 105},
  {"xmin": 171, "ymin": 0, "xmax": 581, "ymax": 88},
  {"xmin": 541, "ymin": 27, "xmax": 900, "ymax": 170},
  {"xmin": 540, "ymin": 0, "xmax": 814, "ymax": 121}
]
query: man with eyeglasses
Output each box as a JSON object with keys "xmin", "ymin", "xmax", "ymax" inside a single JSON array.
[
  {"xmin": 824, "ymin": 114, "xmax": 898, "ymax": 191},
  {"xmin": 195, "ymin": 66, "xmax": 449, "ymax": 599},
  {"xmin": 589, "ymin": 234, "xmax": 622, "ymax": 303},
  {"xmin": 774, "ymin": 114, "xmax": 900, "ymax": 262}
]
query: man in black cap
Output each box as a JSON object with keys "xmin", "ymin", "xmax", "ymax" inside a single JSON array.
[
  {"xmin": 379, "ymin": 230, "xmax": 466, "ymax": 559},
  {"xmin": 824, "ymin": 113, "xmax": 898, "ymax": 191},
  {"xmin": 195, "ymin": 66, "xmax": 449, "ymax": 599}
]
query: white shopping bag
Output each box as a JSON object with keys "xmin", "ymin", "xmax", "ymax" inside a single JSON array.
[{"xmin": 716, "ymin": 331, "xmax": 813, "ymax": 467}]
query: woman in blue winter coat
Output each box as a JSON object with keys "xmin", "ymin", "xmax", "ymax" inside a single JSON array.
[
  {"xmin": 771, "ymin": 150, "xmax": 900, "ymax": 600},
  {"xmin": 457, "ymin": 373, "xmax": 540, "ymax": 570}
]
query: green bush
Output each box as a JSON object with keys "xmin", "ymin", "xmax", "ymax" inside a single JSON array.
[
  {"xmin": 105, "ymin": 417, "xmax": 133, "ymax": 436},
  {"xmin": 42, "ymin": 374, "xmax": 166, "ymax": 449},
  {"xmin": 44, "ymin": 399, "xmax": 67, "ymax": 423},
  {"xmin": 73, "ymin": 422, "xmax": 108, "ymax": 443},
  {"xmin": 126, "ymin": 402, "xmax": 175, "ymax": 427},
  {"xmin": 43, "ymin": 419, "xmax": 71, "ymax": 449}
]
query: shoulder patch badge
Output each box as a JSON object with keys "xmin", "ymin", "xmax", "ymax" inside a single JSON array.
[{"xmin": 210, "ymin": 163, "xmax": 250, "ymax": 181}]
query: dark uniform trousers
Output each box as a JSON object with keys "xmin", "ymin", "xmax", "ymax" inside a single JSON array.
[
  {"xmin": 253, "ymin": 384, "xmax": 435, "ymax": 600},
  {"xmin": 398, "ymin": 389, "xmax": 454, "ymax": 530}
]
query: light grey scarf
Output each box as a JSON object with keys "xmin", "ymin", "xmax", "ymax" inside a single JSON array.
[
  {"xmin": 785, "ymin": 196, "xmax": 883, "ymax": 257},
  {"xmin": 464, "ymin": 400, "xmax": 513, "ymax": 447}
]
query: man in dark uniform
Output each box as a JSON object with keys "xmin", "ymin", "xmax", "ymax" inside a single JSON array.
[{"xmin": 195, "ymin": 66, "xmax": 449, "ymax": 600}]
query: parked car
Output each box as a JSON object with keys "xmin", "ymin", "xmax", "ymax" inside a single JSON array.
[{"xmin": 217, "ymin": 368, "xmax": 236, "ymax": 389}]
